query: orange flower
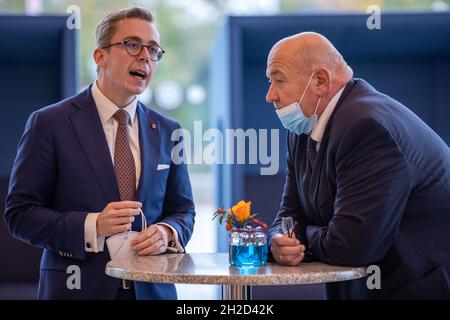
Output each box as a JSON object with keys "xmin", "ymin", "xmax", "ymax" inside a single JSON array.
[
  {"xmin": 213, "ymin": 200, "xmax": 267, "ymax": 231},
  {"xmin": 231, "ymin": 200, "xmax": 251, "ymax": 223}
]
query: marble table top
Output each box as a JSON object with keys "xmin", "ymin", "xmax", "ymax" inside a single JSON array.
[{"xmin": 105, "ymin": 252, "xmax": 366, "ymax": 286}]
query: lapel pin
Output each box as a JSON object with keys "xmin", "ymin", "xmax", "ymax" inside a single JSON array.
[{"xmin": 151, "ymin": 123, "xmax": 157, "ymax": 129}]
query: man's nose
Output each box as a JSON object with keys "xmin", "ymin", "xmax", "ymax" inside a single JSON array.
[
  {"xmin": 266, "ymin": 84, "xmax": 277, "ymax": 103},
  {"xmin": 139, "ymin": 46, "xmax": 151, "ymax": 62}
]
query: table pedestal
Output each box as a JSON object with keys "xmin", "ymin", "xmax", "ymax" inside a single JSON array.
[{"xmin": 222, "ymin": 284, "xmax": 252, "ymax": 300}]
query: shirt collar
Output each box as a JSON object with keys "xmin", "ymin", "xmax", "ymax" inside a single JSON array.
[
  {"xmin": 310, "ymin": 85, "xmax": 346, "ymax": 142},
  {"xmin": 91, "ymin": 81, "xmax": 138, "ymax": 126}
]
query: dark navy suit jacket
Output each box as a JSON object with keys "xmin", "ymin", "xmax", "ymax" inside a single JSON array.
[
  {"xmin": 270, "ymin": 79, "xmax": 450, "ymax": 299},
  {"xmin": 4, "ymin": 86, "xmax": 195, "ymax": 299}
]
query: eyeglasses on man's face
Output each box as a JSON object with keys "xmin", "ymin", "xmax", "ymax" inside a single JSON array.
[{"xmin": 102, "ymin": 39, "xmax": 165, "ymax": 62}]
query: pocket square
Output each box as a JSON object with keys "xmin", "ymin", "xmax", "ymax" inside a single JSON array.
[{"xmin": 157, "ymin": 164, "xmax": 170, "ymax": 171}]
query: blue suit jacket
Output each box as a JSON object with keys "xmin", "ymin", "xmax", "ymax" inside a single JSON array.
[
  {"xmin": 270, "ymin": 79, "xmax": 450, "ymax": 299},
  {"xmin": 4, "ymin": 86, "xmax": 195, "ymax": 299}
]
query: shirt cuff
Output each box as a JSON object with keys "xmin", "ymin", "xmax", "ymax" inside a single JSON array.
[
  {"xmin": 84, "ymin": 212, "xmax": 105, "ymax": 253},
  {"xmin": 156, "ymin": 222, "xmax": 184, "ymax": 253}
]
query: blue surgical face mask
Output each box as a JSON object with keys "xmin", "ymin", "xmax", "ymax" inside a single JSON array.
[{"xmin": 275, "ymin": 72, "xmax": 322, "ymax": 135}]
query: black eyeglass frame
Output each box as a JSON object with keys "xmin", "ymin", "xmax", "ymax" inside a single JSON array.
[{"xmin": 102, "ymin": 39, "xmax": 166, "ymax": 62}]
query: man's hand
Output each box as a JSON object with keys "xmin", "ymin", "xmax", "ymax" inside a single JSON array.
[
  {"xmin": 131, "ymin": 224, "xmax": 172, "ymax": 256},
  {"xmin": 270, "ymin": 233, "xmax": 305, "ymax": 266},
  {"xmin": 96, "ymin": 201, "xmax": 142, "ymax": 237}
]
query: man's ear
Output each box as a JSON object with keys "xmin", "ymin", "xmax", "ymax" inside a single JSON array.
[
  {"xmin": 315, "ymin": 68, "xmax": 330, "ymax": 96},
  {"xmin": 93, "ymin": 48, "xmax": 106, "ymax": 71}
]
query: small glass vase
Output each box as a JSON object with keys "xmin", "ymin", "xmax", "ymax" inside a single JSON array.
[{"xmin": 229, "ymin": 226, "xmax": 267, "ymax": 266}]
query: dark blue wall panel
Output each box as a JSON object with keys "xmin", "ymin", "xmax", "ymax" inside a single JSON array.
[
  {"xmin": 0, "ymin": 15, "xmax": 78, "ymax": 177},
  {"xmin": 0, "ymin": 15, "xmax": 77, "ymax": 289}
]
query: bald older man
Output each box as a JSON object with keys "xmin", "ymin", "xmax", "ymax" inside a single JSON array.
[{"xmin": 266, "ymin": 32, "xmax": 450, "ymax": 299}]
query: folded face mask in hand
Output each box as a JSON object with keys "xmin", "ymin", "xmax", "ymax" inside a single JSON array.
[{"xmin": 106, "ymin": 209, "xmax": 147, "ymax": 260}]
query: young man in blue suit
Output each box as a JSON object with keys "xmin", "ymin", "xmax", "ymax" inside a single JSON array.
[
  {"xmin": 266, "ymin": 32, "xmax": 450, "ymax": 299},
  {"xmin": 5, "ymin": 7, "xmax": 195, "ymax": 300}
]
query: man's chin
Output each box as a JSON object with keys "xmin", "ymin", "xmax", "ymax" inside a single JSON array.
[{"xmin": 127, "ymin": 85, "xmax": 147, "ymax": 96}]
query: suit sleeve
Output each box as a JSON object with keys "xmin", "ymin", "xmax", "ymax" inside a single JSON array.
[
  {"xmin": 306, "ymin": 118, "xmax": 410, "ymax": 266},
  {"xmin": 269, "ymin": 133, "xmax": 314, "ymax": 261},
  {"xmin": 5, "ymin": 110, "xmax": 89, "ymax": 260},
  {"xmin": 159, "ymin": 124, "xmax": 195, "ymax": 249}
]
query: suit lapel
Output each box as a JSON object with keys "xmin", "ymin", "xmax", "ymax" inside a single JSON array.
[
  {"xmin": 69, "ymin": 86, "xmax": 120, "ymax": 203},
  {"xmin": 135, "ymin": 102, "xmax": 160, "ymax": 205},
  {"xmin": 310, "ymin": 79, "xmax": 358, "ymax": 209}
]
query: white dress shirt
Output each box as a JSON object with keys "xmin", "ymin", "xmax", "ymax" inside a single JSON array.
[
  {"xmin": 84, "ymin": 81, "xmax": 182, "ymax": 253},
  {"xmin": 310, "ymin": 85, "xmax": 346, "ymax": 150}
]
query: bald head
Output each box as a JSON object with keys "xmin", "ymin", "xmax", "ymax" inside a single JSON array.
[
  {"xmin": 266, "ymin": 32, "xmax": 353, "ymax": 116},
  {"xmin": 268, "ymin": 32, "xmax": 352, "ymax": 82}
]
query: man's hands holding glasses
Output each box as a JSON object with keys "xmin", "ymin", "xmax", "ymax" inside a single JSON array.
[{"xmin": 270, "ymin": 217, "xmax": 306, "ymax": 266}]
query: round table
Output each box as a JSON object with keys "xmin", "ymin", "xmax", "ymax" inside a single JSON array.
[{"xmin": 105, "ymin": 252, "xmax": 366, "ymax": 300}]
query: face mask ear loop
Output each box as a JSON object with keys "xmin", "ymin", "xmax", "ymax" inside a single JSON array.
[
  {"xmin": 298, "ymin": 72, "xmax": 316, "ymax": 105},
  {"xmin": 126, "ymin": 214, "xmax": 132, "ymax": 235},
  {"xmin": 313, "ymin": 96, "xmax": 322, "ymax": 116},
  {"xmin": 139, "ymin": 209, "xmax": 147, "ymax": 231},
  {"xmin": 110, "ymin": 230, "xmax": 127, "ymax": 260}
]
